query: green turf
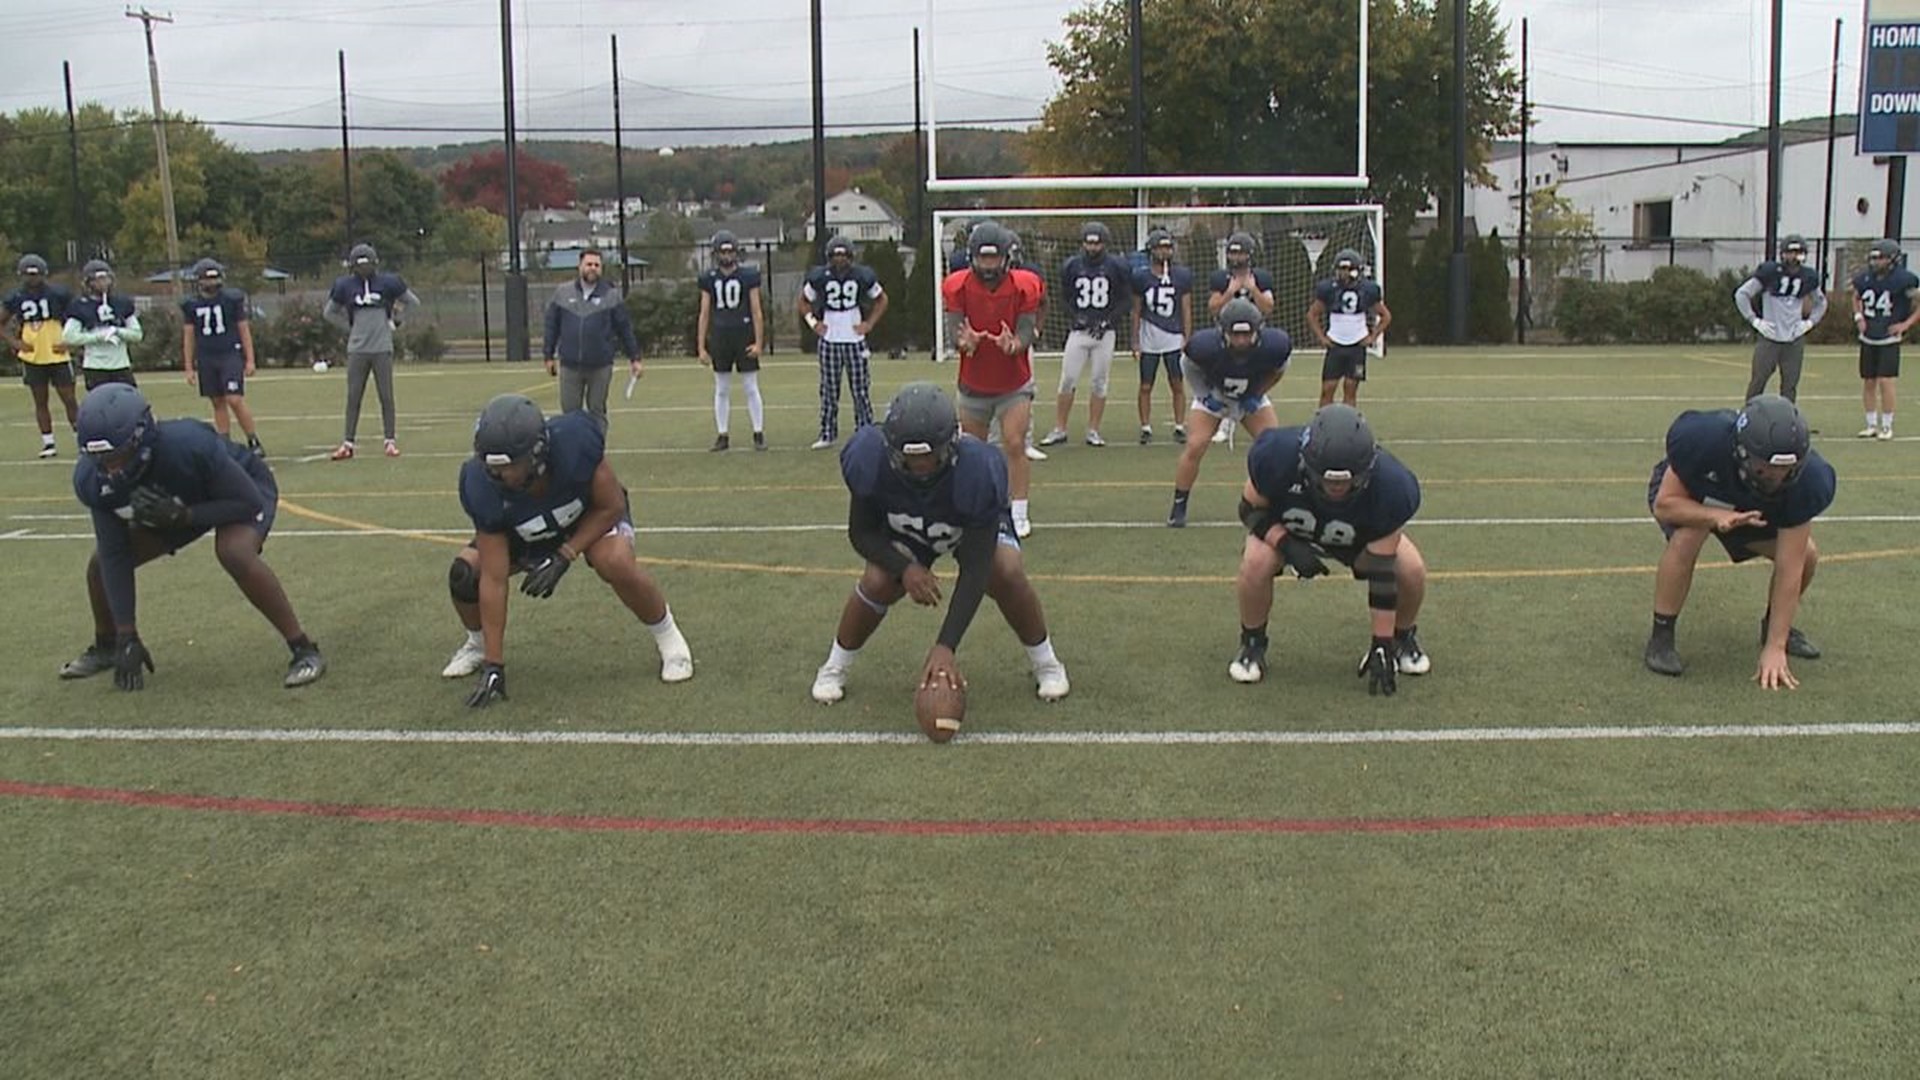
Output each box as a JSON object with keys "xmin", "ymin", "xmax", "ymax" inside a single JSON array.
[{"xmin": 2, "ymin": 346, "xmax": 1918, "ymax": 1078}]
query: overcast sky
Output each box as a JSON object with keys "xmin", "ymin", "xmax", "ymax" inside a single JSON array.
[{"xmin": 0, "ymin": 0, "xmax": 1878, "ymax": 156}]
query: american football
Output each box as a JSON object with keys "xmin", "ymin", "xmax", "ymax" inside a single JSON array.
[{"xmin": 914, "ymin": 677, "xmax": 967, "ymax": 743}]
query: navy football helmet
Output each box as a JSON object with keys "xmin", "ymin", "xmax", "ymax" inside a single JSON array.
[
  {"xmin": 17, "ymin": 253, "xmax": 48, "ymax": 278},
  {"xmin": 882, "ymin": 382, "xmax": 958, "ymax": 488},
  {"xmin": 191, "ymin": 257, "xmax": 225, "ymax": 295},
  {"xmin": 1217, "ymin": 296, "xmax": 1264, "ymax": 339},
  {"xmin": 1332, "ymin": 248, "xmax": 1364, "ymax": 282},
  {"xmin": 76, "ymin": 383, "xmax": 157, "ymax": 490},
  {"xmin": 1082, "ymin": 221, "xmax": 1112, "ymax": 262},
  {"xmin": 1778, "ymin": 234, "xmax": 1807, "ymax": 263},
  {"xmin": 1301, "ymin": 404, "xmax": 1378, "ymax": 503},
  {"xmin": 1225, "ymin": 231, "xmax": 1256, "ymax": 270},
  {"xmin": 81, "ymin": 259, "xmax": 114, "ymax": 293},
  {"xmin": 473, "ymin": 394, "xmax": 549, "ymax": 489},
  {"xmin": 711, "ymin": 230, "xmax": 739, "ymax": 267},
  {"xmin": 968, "ymin": 222, "xmax": 1012, "ymax": 285},
  {"xmin": 1734, "ymin": 394, "xmax": 1810, "ymax": 495}
]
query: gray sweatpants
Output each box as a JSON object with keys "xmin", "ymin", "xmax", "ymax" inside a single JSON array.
[
  {"xmin": 343, "ymin": 350, "xmax": 396, "ymax": 442},
  {"xmin": 1746, "ymin": 338, "xmax": 1805, "ymax": 402},
  {"xmin": 559, "ymin": 363, "xmax": 613, "ymax": 424}
]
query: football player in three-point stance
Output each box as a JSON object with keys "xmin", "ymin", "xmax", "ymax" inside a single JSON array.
[
  {"xmin": 1850, "ymin": 237, "xmax": 1918, "ymax": 440},
  {"xmin": 1307, "ymin": 248, "xmax": 1392, "ymax": 409},
  {"xmin": 1644, "ymin": 394, "xmax": 1834, "ymax": 689},
  {"xmin": 1231, "ymin": 404, "xmax": 1430, "ymax": 696},
  {"xmin": 180, "ymin": 258, "xmax": 265, "ymax": 458},
  {"xmin": 696, "ymin": 230, "xmax": 768, "ymax": 452},
  {"xmin": 1, "ymin": 253, "xmax": 77, "ymax": 458},
  {"xmin": 810, "ymin": 382, "xmax": 1069, "ymax": 709},
  {"xmin": 1203, "ymin": 231, "xmax": 1276, "ymax": 446},
  {"xmin": 1733, "ymin": 234, "xmax": 1823, "ymax": 404},
  {"xmin": 60, "ymin": 384, "xmax": 325, "ymax": 691},
  {"xmin": 446, "ymin": 394, "xmax": 694, "ymax": 707},
  {"xmin": 1167, "ymin": 297, "xmax": 1291, "ymax": 528}
]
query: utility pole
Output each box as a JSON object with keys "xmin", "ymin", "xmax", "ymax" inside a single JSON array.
[
  {"xmin": 500, "ymin": 0, "xmax": 529, "ymax": 361},
  {"xmin": 912, "ymin": 28, "xmax": 925, "ymax": 252},
  {"xmin": 63, "ymin": 62, "xmax": 86, "ymax": 265},
  {"xmin": 339, "ymin": 50, "xmax": 354, "ymax": 253},
  {"xmin": 1516, "ymin": 18, "xmax": 1529, "ymax": 345},
  {"xmin": 809, "ymin": 0, "xmax": 829, "ymax": 262},
  {"xmin": 612, "ymin": 35, "xmax": 631, "ymax": 293},
  {"xmin": 127, "ymin": 7, "xmax": 182, "ymax": 301},
  {"xmin": 1447, "ymin": 0, "xmax": 1470, "ymax": 344},
  {"xmin": 1763, "ymin": 0, "xmax": 1784, "ymax": 258}
]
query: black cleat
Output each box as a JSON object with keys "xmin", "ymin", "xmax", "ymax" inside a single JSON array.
[
  {"xmin": 1644, "ymin": 635, "xmax": 1684, "ymax": 677},
  {"xmin": 1765, "ymin": 619, "xmax": 1822, "ymax": 660},
  {"xmin": 284, "ymin": 644, "xmax": 327, "ymax": 688},
  {"xmin": 1167, "ymin": 503, "xmax": 1188, "ymax": 528},
  {"xmin": 753, "ymin": 432, "xmax": 767, "ymax": 451},
  {"xmin": 59, "ymin": 644, "xmax": 114, "ymax": 679}
]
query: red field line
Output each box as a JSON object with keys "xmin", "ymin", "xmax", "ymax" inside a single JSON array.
[{"xmin": 7, "ymin": 779, "xmax": 1920, "ymax": 836}]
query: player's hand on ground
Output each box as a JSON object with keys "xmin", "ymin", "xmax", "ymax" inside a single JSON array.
[
  {"xmin": 919, "ymin": 646, "xmax": 965, "ymax": 692},
  {"xmin": 1357, "ymin": 638, "xmax": 1397, "ymax": 696},
  {"xmin": 1713, "ymin": 509, "xmax": 1766, "ymax": 534},
  {"xmin": 902, "ymin": 563, "xmax": 942, "ymax": 607},
  {"xmin": 1753, "ymin": 646, "xmax": 1798, "ymax": 691},
  {"xmin": 466, "ymin": 662, "xmax": 507, "ymax": 707},
  {"xmin": 129, "ymin": 486, "xmax": 190, "ymax": 531},
  {"xmin": 113, "ymin": 634, "xmax": 154, "ymax": 692},
  {"xmin": 519, "ymin": 553, "xmax": 571, "ymax": 599},
  {"xmin": 1278, "ymin": 535, "xmax": 1329, "ymax": 580}
]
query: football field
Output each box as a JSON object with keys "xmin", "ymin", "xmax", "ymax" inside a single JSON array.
[{"xmin": 3, "ymin": 345, "xmax": 1918, "ymax": 1078}]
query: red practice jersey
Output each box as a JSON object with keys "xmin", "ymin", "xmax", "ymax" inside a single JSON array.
[{"xmin": 942, "ymin": 267, "xmax": 1044, "ymax": 396}]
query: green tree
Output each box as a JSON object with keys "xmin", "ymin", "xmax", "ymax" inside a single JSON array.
[
  {"xmin": 1469, "ymin": 229, "xmax": 1513, "ymax": 343},
  {"xmin": 353, "ymin": 151, "xmax": 442, "ymax": 265},
  {"xmin": 860, "ymin": 240, "xmax": 910, "ymax": 353},
  {"xmin": 1030, "ymin": 0, "xmax": 1519, "ymax": 222},
  {"xmin": 1524, "ymin": 185, "xmax": 1600, "ymax": 331}
]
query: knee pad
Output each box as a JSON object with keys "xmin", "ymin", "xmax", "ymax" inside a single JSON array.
[
  {"xmin": 449, "ymin": 557, "xmax": 480, "ymax": 604},
  {"xmin": 853, "ymin": 583, "xmax": 893, "ymax": 616}
]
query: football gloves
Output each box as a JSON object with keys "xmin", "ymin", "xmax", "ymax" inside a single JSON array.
[
  {"xmin": 1278, "ymin": 535, "xmax": 1329, "ymax": 580},
  {"xmin": 114, "ymin": 633, "xmax": 154, "ymax": 692},
  {"xmin": 1357, "ymin": 637, "xmax": 1397, "ymax": 697},
  {"xmin": 466, "ymin": 661, "xmax": 507, "ymax": 708},
  {"xmin": 129, "ymin": 486, "xmax": 190, "ymax": 531},
  {"xmin": 520, "ymin": 553, "xmax": 572, "ymax": 599}
]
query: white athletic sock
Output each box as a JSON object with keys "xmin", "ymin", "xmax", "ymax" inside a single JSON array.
[
  {"xmin": 1883, "ymin": 412, "xmax": 1894, "ymax": 431},
  {"xmin": 1024, "ymin": 637, "xmax": 1058, "ymax": 669},
  {"xmin": 1012, "ymin": 498, "xmax": 1030, "ymax": 521},
  {"xmin": 41, "ymin": 431, "xmax": 55, "ymax": 446},
  {"xmin": 713, "ymin": 373, "xmax": 731, "ymax": 435},
  {"xmin": 1867, "ymin": 411, "xmax": 1880, "ymax": 429},
  {"xmin": 827, "ymin": 641, "xmax": 859, "ymax": 669},
  {"xmin": 743, "ymin": 371, "xmax": 765, "ymax": 432},
  {"xmin": 465, "ymin": 628, "xmax": 483, "ymax": 648},
  {"xmin": 645, "ymin": 608, "xmax": 679, "ymax": 639}
]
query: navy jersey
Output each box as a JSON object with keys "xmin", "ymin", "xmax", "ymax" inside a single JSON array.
[
  {"xmin": 1208, "ymin": 267, "xmax": 1275, "ymax": 300},
  {"xmin": 1059, "ymin": 254, "xmax": 1133, "ymax": 332},
  {"xmin": 1247, "ymin": 426, "xmax": 1422, "ymax": 562},
  {"xmin": 66, "ymin": 292, "xmax": 137, "ymax": 332},
  {"xmin": 181, "ymin": 287, "xmax": 250, "ymax": 358},
  {"xmin": 1852, "ymin": 266, "xmax": 1920, "ymax": 343},
  {"xmin": 1185, "ymin": 327, "xmax": 1292, "ymax": 401},
  {"xmin": 328, "ymin": 272, "xmax": 412, "ymax": 324},
  {"xmin": 803, "ymin": 264, "xmax": 881, "ymax": 316},
  {"xmin": 3, "ymin": 284, "xmax": 73, "ymax": 325},
  {"xmin": 1313, "ymin": 278, "xmax": 1385, "ymax": 346},
  {"xmin": 948, "ymin": 248, "xmax": 971, "ymax": 274},
  {"xmin": 698, "ymin": 265, "xmax": 762, "ymax": 331},
  {"xmin": 1659, "ymin": 409, "xmax": 1836, "ymax": 529},
  {"xmin": 459, "ymin": 411, "xmax": 608, "ymax": 551},
  {"xmin": 840, "ymin": 426, "xmax": 1009, "ymax": 566},
  {"xmin": 1751, "ymin": 261, "xmax": 1820, "ymax": 303},
  {"xmin": 1132, "ymin": 263, "xmax": 1195, "ymax": 336}
]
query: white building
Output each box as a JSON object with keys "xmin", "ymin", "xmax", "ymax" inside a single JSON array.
[
  {"xmin": 1467, "ymin": 117, "xmax": 1920, "ymax": 283},
  {"xmin": 805, "ymin": 187, "xmax": 905, "ymax": 244}
]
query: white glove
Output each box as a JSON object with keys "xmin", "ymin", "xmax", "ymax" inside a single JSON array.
[
  {"xmin": 98, "ymin": 327, "xmax": 120, "ymax": 344},
  {"xmin": 1795, "ymin": 319, "xmax": 1814, "ymax": 339},
  {"xmin": 1750, "ymin": 316, "xmax": 1768, "ymax": 337}
]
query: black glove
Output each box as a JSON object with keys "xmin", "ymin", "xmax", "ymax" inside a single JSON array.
[
  {"xmin": 114, "ymin": 633, "xmax": 154, "ymax": 692},
  {"xmin": 129, "ymin": 486, "xmax": 190, "ymax": 531},
  {"xmin": 1279, "ymin": 535, "xmax": 1329, "ymax": 580},
  {"xmin": 520, "ymin": 553, "xmax": 572, "ymax": 599},
  {"xmin": 1357, "ymin": 637, "xmax": 1397, "ymax": 697},
  {"xmin": 466, "ymin": 661, "xmax": 507, "ymax": 708}
]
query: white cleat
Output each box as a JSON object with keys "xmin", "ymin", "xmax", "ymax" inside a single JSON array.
[
  {"xmin": 1394, "ymin": 632, "xmax": 1432, "ymax": 675},
  {"xmin": 442, "ymin": 639, "xmax": 485, "ymax": 678},
  {"xmin": 1033, "ymin": 660, "xmax": 1070, "ymax": 701},
  {"xmin": 809, "ymin": 437, "xmax": 836, "ymax": 451},
  {"xmin": 1024, "ymin": 443, "xmax": 1048, "ymax": 461},
  {"xmin": 1211, "ymin": 421, "xmax": 1233, "ymax": 445},
  {"xmin": 1878, "ymin": 427, "xmax": 1895, "ymax": 441},
  {"xmin": 1858, "ymin": 427, "xmax": 1880, "ymax": 439},
  {"xmin": 811, "ymin": 662, "xmax": 848, "ymax": 704},
  {"xmin": 657, "ymin": 631, "xmax": 695, "ymax": 683}
]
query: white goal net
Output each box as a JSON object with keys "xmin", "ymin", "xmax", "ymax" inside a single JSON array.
[{"xmin": 931, "ymin": 204, "xmax": 1386, "ymax": 363}]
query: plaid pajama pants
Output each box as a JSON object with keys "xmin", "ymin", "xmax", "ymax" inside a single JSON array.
[{"xmin": 816, "ymin": 338, "xmax": 874, "ymax": 442}]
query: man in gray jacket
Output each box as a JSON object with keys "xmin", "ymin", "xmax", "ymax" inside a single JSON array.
[
  {"xmin": 543, "ymin": 249, "xmax": 641, "ymax": 426},
  {"xmin": 1734, "ymin": 234, "xmax": 1826, "ymax": 403},
  {"xmin": 324, "ymin": 243, "xmax": 421, "ymax": 459}
]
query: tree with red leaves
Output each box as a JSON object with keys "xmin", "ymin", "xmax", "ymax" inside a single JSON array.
[{"xmin": 439, "ymin": 148, "xmax": 577, "ymax": 216}]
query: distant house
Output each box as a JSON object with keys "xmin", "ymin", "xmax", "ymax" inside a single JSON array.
[
  {"xmin": 520, "ymin": 207, "xmax": 638, "ymax": 271},
  {"xmin": 684, "ymin": 215, "xmax": 788, "ymax": 273},
  {"xmin": 805, "ymin": 188, "xmax": 904, "ymax": 245}
]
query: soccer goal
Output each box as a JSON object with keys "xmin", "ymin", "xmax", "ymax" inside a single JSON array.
[{"xmin": 931, "ymin": 204, "xmax": 1386, "ymax": 364}]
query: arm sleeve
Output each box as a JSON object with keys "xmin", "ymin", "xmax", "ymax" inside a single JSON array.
[
  {"xmin": 120, "ymin": 313, "xmax": 144, "ymax": 344},
  {"xmin": 613, "ymin": 299, "xmax": 640, "ymax": 358},
  {"xmin": 542, "ymin": 294, "xmax": 562, "ymax": 357},
  {"xmin": 1805, "ymin": 284, "xmax": 1829, "ymax": 325},
  {"xmin": 322, "ymin": 298, "xmax": 352, "ymax": 330},
  {"xmin": 933, "ymin": 524, "xmax": 996, "ymax": 651},
  {"xmin": 400, "ymin": 289, "xmax": 423, "ymax": 309},
  {"xmin": 184, "ymin": 453, "xmax": 268, "ymax": 529},
  {"xmin": 61, "ymin": 318, "xmax": 94, "ymax": 346},
  {"xmin": 847, "ymin": 497, "xmax": 912, "ymax": 577},
  {"xmin": 90, "ymin": 506, "xmax": 138, "ymax": 629},
  {"xmin": 1733, "ymin": 277, "xmax": 1762, "ymax": 315}
]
